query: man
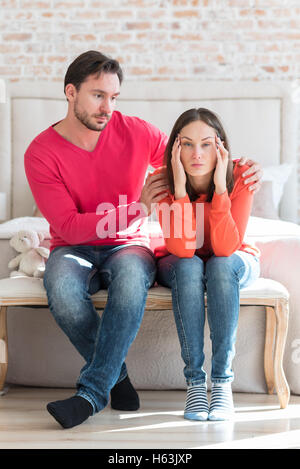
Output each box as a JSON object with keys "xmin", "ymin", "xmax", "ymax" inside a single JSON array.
[{"xmin": 24, "ymin": 50, "xmax": 262, "ymax": 429}]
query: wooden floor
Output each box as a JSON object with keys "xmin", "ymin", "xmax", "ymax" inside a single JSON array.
[{"xmin": 1, "ymin": 386, "xmax": 300, "ymax": 449}]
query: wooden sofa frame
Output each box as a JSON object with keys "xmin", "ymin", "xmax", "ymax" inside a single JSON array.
[{"xmin": 0, "ymin": 283, "xmax": 290, "ymax": 408}]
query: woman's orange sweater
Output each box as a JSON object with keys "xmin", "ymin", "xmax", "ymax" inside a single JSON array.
[{"xmin": 153, "ymin": 162, "xmax": 260, "ymax": 260}]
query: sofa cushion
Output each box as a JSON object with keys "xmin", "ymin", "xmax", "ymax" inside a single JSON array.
[{"xmin": 0, "ymin": 276, "xmax": 289, "ymax": 306}]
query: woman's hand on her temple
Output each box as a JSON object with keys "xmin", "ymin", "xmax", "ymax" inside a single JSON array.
[
  {"xmin": 237, "ymin": 157, "xmax": 263, "ymax": 194},
  {"xmin": 214, "ymin": 136, "xmax": 228, "ymax": 195},
  {"xmin": 172, "ymin": 135, "xmax": 187, "ymax": 200}
]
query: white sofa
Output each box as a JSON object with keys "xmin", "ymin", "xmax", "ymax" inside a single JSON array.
[{"xmin": 1, "ymin": 79, "xmax": 300, "ymax": 395}]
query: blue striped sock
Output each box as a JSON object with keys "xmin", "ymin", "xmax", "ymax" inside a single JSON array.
[
  {"xmin": 209, "ymin": 382, "xmax": 234, "ymax": 421},
  {"xmin": 184, "ymin": 384, "xmax": 209, "ymax": 421}
]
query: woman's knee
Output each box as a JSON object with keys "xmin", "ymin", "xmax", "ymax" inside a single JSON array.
[
  {"xmin": 205, "ymin": 255, "xmax": 241, "ymax": 283},
  {"xmin": 158, "ymin": 255, "xmax": 204, "ymax": 288},
  {"xmin": 206, "ymin": 253, "xmax": 260, "ymax": 289}
]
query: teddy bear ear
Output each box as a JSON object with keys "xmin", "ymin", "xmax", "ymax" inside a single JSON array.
[
  {"xmin": 9, "ymin": 232, "xmax": 18, "ymax": 245},
  {"xmin": 37, "ymin": 232, "xmax": 44, "ymax": 242}
]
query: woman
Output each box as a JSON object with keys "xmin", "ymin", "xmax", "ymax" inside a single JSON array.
[{"xmin": 154, "ymin": 108, "xmax": 260, "ymax": 421}]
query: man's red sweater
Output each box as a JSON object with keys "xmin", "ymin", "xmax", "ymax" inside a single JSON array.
[{"xmin": 24, "ymin": 111, "xmax": 168, "ymax": 251}]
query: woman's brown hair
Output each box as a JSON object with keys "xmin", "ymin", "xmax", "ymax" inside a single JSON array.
[{"xmin": 164, "ymin": 108, "xmax": 235, "ymax": 202}]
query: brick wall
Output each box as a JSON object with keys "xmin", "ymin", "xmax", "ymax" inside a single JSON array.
[{"xmin": 1, "ymin": 0, "xmax": 300, "ymax": 220}]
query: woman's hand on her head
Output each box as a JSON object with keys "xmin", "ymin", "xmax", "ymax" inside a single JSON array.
[
  {"xmin": 172, "ymin": 135, "xmax": 187, "ymax": 200},
  {"xmin": 139, "ymin": 171, "xmax": 169, "ymax": 216},
  {"xmin": 237, "ymin": 157, "xmax": 263, "ymax": 194},
  {"xmin": 214, "ymin": 136, "xmax": 229, "ymax": 195}
]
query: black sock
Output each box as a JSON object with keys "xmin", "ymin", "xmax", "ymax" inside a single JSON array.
[
  {"xmin": 47, "ymin": 396, "xmax": 93, "ymax": 429},
  {"xmin": 110, "ymin": 375, "xmax": 140, "ymax": 411}
]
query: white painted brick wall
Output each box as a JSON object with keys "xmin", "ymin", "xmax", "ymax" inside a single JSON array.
[{"xmin": 1, "ymin": 0, "xmax": 300, "ymax": 220}]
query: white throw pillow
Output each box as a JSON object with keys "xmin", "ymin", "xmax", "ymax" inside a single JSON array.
[
  {"xmin": 251, "ymin": 163, "xmax": 293, "ymax": 219},
  {"xmin": 251, "ymin": 181, "xmax": 279, "ymax": 219},
  {"xmin": 0, "ymin": 216, "xmax": 50, "ymax": 239},
  {"xmin": 261, "ymin": 163, "xmax": 293, "ymax": 211}
]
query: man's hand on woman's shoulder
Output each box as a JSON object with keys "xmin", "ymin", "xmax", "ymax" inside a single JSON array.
[{"xmin": 237, "ymin": 157, "xmax": 263, "ymax": 194}]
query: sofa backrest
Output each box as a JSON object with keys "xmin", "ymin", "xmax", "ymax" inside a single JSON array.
[{"xmin": 0, "ymin": 79, "xmax": 298, "ymax": 222}]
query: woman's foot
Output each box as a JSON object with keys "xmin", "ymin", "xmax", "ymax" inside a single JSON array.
[
  {"xmin": 208, "ymin": 382, "xmax": 234, "ymax": 421},
  {"xmin": 184, "ymin": 384, "xmax": 209, "ymax": 421}
]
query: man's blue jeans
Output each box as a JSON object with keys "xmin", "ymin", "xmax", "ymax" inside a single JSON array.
[
  {"xmin": 157, "ymin": 251, "xmax": 260, "ymax": 385},
  {"xmin": 43, "ymin": 244, "xmax": 156, "ymax": 413}
]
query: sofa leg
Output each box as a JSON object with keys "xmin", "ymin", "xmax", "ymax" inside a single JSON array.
[
  {"xmin": 0, "ymin": 306, "xmax": 8, "ymax": 394},
  {"xmin": 273, "ymin": 299, "xmax": 290, "ymax": 409},
  {"xmin": 264, "ymin": 306, "xmax": 276, "ymax": 395}
]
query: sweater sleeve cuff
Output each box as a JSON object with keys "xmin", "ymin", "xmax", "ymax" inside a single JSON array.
[
  {"xmin": 211, "ymin": 190, "xmax": 231, "ymax": 211},
  {"xmin": 171, "ymin": 193, "xmax": 190, "ymax": 205},
  {"xmin": 171, "ymin": 194, "xmax": 191, "ymax": 218}
]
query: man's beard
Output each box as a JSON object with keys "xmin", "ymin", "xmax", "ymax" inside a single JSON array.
[{"xmin": 74, "ymin": 100, "xmax": 111, "ymax": 131}]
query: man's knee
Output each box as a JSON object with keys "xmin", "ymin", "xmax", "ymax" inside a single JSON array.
[
  {"xmin": 102, "ymin": 247, "xmax": 156, "ymax": 290},
  {"xmin": 44, "ymin": 248, "xmax": 94, "ymax": 302}
]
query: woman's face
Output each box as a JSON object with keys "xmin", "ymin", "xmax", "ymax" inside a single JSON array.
[{"xmin": 179, "ymin": 120, "xmax": 218, "ymax": 178}]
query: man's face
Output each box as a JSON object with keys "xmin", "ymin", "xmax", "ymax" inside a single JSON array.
[{"xmin": 71, "ymin": 72, "xmax": 120, "ymax": 131}]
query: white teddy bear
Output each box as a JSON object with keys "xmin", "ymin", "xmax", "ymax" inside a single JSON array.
[{"xmin": 8, "ymin": 229, "xmax": 50, "ymax": 278}]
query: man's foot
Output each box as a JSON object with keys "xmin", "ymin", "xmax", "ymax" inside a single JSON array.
[
  {"xmin": 110, "ymin": 375, "xmax": 140, "ymax": 411},
  {"xmin": 47, "ymin": 395, "xmax": 93, "ymax": 429}
]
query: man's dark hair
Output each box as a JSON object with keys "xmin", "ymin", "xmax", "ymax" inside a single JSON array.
[{"xmin": 64, "ymin": 50, "xmax": 123, "ymax": 93}]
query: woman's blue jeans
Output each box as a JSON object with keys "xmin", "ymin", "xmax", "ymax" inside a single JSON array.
[
  {"xmin": 43, "ymin": 244, "xmax": 156, "ymax": 413},
  {"xmin": 157, "ymin": 251, "xmax": 260, "ymax": 385}
]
